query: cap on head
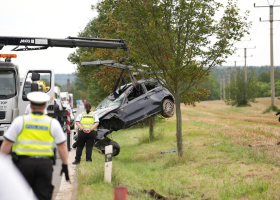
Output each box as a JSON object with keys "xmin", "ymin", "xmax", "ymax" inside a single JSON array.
[{"xmin": 27, "ymin": 92, "xmax": 50, "ymax": 106}]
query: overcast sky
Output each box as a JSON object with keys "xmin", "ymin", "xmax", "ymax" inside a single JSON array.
[{"xmin": 0, "ymin": 0, "xmax": 280, "ymax": 74}]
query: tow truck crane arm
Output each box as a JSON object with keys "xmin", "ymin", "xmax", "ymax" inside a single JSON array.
[{"xmin": 0, "ymin": 36, "xmax": 127, "ymax": 51}]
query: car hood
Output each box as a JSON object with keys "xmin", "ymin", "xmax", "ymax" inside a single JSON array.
[{"xmin": 93, "ymin": 106, "xmax": 119, "ymax": 119}]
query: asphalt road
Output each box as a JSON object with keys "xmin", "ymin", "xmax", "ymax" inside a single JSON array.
[{"xmin": 51, "ymin": 106, "xmax": 84, "ymax": 200}]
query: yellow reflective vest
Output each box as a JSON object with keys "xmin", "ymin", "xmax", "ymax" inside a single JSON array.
[
  {"xmin": 79, "ymin": 111, "xmax": 96, "ymax": 131},
  {"xmin": 12, "ymin": 113, "xmax": 54, "ymax": 157}
]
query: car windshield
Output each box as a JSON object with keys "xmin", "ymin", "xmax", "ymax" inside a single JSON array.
[
  {"xmin": 0, "ymin": 70, "xmax": 16, "ymax": 98},
  {"xmin": 95, "ymin": 92, "xmax": 125, "ymax": 110}
]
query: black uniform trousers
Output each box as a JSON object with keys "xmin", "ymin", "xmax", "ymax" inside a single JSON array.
[
  {"xmin": 75, "ymin": 130, "xmax": 96, "ymax": 162},
  {"xmin": 15, "ymin": 157, "xmax": 54, "ymax": 200}
]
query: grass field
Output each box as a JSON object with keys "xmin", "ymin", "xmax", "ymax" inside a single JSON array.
[{"xmin": 76, "ymin": 98, "xmax": 280, "ymax": 200}]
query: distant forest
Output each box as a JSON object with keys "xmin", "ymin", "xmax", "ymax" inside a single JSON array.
[{"xmin": 202, "ymin": 66, "xmax": 280, "ymax": 101}]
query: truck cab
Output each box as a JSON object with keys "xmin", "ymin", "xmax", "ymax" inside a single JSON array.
[
  {"xmin": 18, "ymin": 70, "xmax": 55, "ymax": 115},
  {"xmin": 0, "ymin": 55, "xmax": 20, "ymax": 142}
]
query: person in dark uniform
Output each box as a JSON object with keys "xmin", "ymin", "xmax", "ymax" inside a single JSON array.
[
  {"xmin": 72, "ymin": 102, "xmax": 99, "ymax": 164},
  {"xmin": 0, "ymin": 92, "xmax": 70, "ymax": 200}
]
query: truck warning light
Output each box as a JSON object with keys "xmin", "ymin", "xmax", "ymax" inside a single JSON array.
[{"xmin": 0, "ymin": 54, "xmax": 17, "ymax": 58}]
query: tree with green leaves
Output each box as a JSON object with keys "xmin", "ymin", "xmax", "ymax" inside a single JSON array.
[
  {"xmin": 225, "ymin": 68, "xmax": 259, "ymax": 106},
  {"xmin": 94, "ymin": 0, "xmax": 250, "ymax": 157}
]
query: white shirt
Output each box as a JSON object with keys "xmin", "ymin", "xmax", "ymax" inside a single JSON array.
[
  {"xmin": 25, "ymin": 104, "xmax": 48, "ymax": 115},
  {"xmin": 0, "ymin": 153, "xmax": 37, "ymax": 200},
  {"xmin": 4, "ymin": 115, "xmax": 66, "ymax": 145},
  {"xmin": 76, "ymin": 112, "xmax": 99, "ymax": 123}
]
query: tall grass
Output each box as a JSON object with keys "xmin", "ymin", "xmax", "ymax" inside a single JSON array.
[{"xmin": 76, "ymin": 98, "xmax": 280, "ymax": 200}]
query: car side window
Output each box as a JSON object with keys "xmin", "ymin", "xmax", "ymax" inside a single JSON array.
[
  {"xmin": 144, "ymin": 82, "xmax": 158, "ymax": 91},
  {"xmin": 127, "ymin": 85, "xmax": 145, "ymax": 101}
]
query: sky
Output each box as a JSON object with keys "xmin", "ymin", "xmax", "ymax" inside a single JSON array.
[
  {"xmin": 0, "ymin": 0, "xmax": 280, "ymax": 74},
  {"xmin": 0, "ymin": 0, "xmax": 99, "ymax": 75}
]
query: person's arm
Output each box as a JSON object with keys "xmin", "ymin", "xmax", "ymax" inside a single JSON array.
[
  {"xmin": 90, "ymin": 122, "xmax": 99, "ymax": 131},
  {"xmin": 0, "ymin": 140, "xmax": 13, "ymax": 154},
  {"xmin": 50, "ymin": 119, "xmax": 70, "ymax": 182},
  {"xmin": 57, "ymin": 142, "xmax": 68, "ymax": 165},
  {"xmin": 0, "ymin": 116, "xmax": 23, "ymax": 154},
  {"xmin": 90, "ymin": 114, "xmax": 99, "ymax": 131},
  {"xmin": 76, "ymin": 121, "xmax": 84, "ymax": 131}
]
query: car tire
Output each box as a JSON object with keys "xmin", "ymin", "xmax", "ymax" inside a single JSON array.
[
  {"xmin": 72, "ymin": 141, "xmax": 77, "ymax": 148},
  {"xmin": 161, "ymin": 99, "xmax": 174, "ymax": 118},
  {"xmin": 109, "ymin": 141, "xmax": 121, "ymax": 157}
]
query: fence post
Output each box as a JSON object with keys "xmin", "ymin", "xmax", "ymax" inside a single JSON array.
[
  {"xmin": 104, "ymin": 145, "xmax": 113, "ymax": 183},
  {"xmin": 67, "ymin": 110, "xmax": 71, "ymax": 152}
]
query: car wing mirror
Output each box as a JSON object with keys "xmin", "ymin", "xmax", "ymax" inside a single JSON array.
[{"xmin": 73, "ymin": 110, "xmax": 77, "ymax": 113}]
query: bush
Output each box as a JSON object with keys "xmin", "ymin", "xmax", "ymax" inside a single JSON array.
[{"xmin": 225, "ymin": 68, "xmax": 259, "ymax": 106}]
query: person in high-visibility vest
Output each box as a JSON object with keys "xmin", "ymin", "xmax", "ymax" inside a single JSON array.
[
  {"xmin": 0, "ymin": 92, "xmax": 69, "ymax": 200},
  {"xmin": 72, "ymin": 102, "xmax": 99, "ymax": 164}
]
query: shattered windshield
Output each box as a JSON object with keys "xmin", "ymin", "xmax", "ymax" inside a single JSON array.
[
  {"xmin": 0, "ymin": 70, "xmax": 16, "ymax": 98},
  {"xmin": 95, "ymin": 92, "xmax": 125, "ymax": 110}
]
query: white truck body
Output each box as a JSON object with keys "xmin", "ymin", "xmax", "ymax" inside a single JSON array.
[{"xmin": 0, "ymin": 63, "xmax": 58, "ymax": 141}]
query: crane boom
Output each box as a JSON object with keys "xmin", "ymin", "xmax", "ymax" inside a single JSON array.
[{"xmin": 0, "ymin": 36, "xmax": 127, "ymax": 51}]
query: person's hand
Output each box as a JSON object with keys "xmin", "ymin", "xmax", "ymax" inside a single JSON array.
[
  {"xmin": 60, "ymin": 164, "xmax": 71, "ymax": 183},
  {"xmin": 83, "ymin": 129, "xmax": 89, "ymax": 133}
]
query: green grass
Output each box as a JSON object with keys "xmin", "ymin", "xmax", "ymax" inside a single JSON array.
[{"xmin": 76, "ymin": 114, "xmax": 280, "ymax": 200}]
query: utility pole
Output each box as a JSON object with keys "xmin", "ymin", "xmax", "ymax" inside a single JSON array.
[
  {"xmin": 238, "ymin": 47, "xmax": 254, "ymax": 83},
  {"xmin": 227, "ymin": 67, "xmax": 231, "ymax": 84},
  {"xmin": 220, "ymin": 74, "xmax": 223, "ymax": 100},
  {"xmin": 234, "ymin": 61, "xmax": 237, "ymax": 82},
  {"xmin": 255, "ymin": 3, "xmax": 280, "ymax": 106},
  {"xmin": 223, "ymin": 73, "xmax": 226, "ymax": 100}
]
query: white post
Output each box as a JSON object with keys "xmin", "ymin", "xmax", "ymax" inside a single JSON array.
[{"xmin": 104, "ymin": 145, "xmax": 113, "ymax": 183}]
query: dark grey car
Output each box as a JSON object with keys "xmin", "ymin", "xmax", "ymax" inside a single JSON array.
[
  {"xmin": 97, "ymin": 78, "xmax": 174, "ymax": 131},
  {"xmin": 73, "ymin": 78, "xmax": 175, "ymax": 156}
]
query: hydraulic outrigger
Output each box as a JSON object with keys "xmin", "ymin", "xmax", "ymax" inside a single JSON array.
[{"xmin": 0, "ymin": 36, "xmax": 127, "ymax": 51}]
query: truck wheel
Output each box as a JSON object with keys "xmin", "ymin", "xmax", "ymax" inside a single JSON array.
[
  {"xmin": 161, "ymin": 99, "xmax": 174, "ymax": 118},
  {"xmin": 109, "ymin": 141, "xmax": 120, "ymax": 157}
]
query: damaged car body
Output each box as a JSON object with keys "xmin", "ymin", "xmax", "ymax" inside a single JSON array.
[{"xmin": 73, "ymin": 61, "xmax": 175, "ymax": 156}]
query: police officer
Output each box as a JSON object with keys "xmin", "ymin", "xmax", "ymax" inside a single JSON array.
[
  {"xmin": 0, "ymin": 92, "xmax": 70, "ymax": 200},
  {"xmin": 72, "ymin": 102, "xmax": 99, "ymax": 164}
]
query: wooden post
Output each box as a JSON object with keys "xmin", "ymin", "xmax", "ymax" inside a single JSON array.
[
  {"xmin": 104, "ymin": 145, "xmax": 113, "ymax": 183},
  {"xmin": 149, "ymin": 116, "xmax": 155, "ymax": 140}
]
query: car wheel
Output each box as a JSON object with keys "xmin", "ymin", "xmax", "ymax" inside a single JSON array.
[
  {"xmin": 72, "ymin": 141, "xmax": 77, "ymax": 148},
  {"xmin": 109, "ymin": 141, "xmax": 121, "ymax": 157},
  {"xmin": 161, "ymin": 99, "xmax": 174, "ymax": 118}
]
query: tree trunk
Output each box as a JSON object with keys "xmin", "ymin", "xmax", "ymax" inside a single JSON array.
[
  {"xmin": 149, "ymin": 116, "xmax": 155, "ymax": 140},
  {"xmin": 175, "ymin": 93, "xmax": 183, "ymax": 157}
]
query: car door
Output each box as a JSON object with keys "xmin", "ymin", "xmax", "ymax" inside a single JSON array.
[
  {"xmin": 143, "ymin": 81, "xmax": 164, "ymax": 116},
  {"xmin": 123, "ymin": 84, "xmax": 151, "ymax": 126},
  {"xmin": 18, "ymin": 70, "xmax": 55, "ymax": 115}
]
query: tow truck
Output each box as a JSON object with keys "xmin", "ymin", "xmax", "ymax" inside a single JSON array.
[{"xmin": 0, "ymin": 36, "xmax": 127, "ymax": 148}]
